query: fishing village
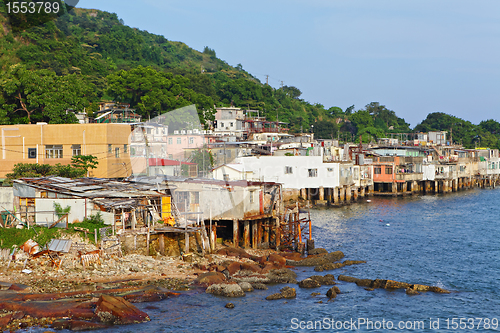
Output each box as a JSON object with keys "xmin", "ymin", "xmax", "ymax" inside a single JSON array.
[{"xmin": 0, "ymin": 105, "xmax": 496, "ymax": 331}]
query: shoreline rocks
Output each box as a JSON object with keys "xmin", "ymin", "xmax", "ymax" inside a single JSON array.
[{"xmin": 338, "ymin": 275, "xmax": 451, "ymax": 294}]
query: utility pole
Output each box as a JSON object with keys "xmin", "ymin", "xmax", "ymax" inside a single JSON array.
[
  {"xmin": 280, "ymin": 81, "xmax": 284, "ymax": 89},
  {"xmin": 265, "ymin": 75, "xmax": 269, "ymax": 85}
]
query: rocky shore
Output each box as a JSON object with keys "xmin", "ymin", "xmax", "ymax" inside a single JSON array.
[{"xmin": 0, "ymin": 245, "xmax": 452, "ymax": 331}]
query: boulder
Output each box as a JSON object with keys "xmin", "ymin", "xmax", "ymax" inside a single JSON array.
[
  {"xmin": 265, "ymin": 293, "xmax": 283, "ymax": 300},
  {"xmin": 268, "ymin": 254, "xmax": 287, "ymax": 267},
  {"xmin": 206, "ymin": 283, "xmax": 246, "ymax": 297},
  {"xmin": 384, "ymin": 280, "xmax": 411, "ymax": 290},
  {"xmin": 287, "ymin": 251, "xmax": 345, "ymax": 266},
  {"xmin": 406, "ymin": 288, "xmax": 420, "ymax": 296},
  {"xmin": 251, "ymin": 283, "xmax": 268, "ymax": 290},
  {"xmin": 338, "ymin": 275, "xmax": 360, "ymax": 283},
  {"xmin": 265, "ymin": 286, "xmax": 296, "ymax": 300},
  {"xmin": 320, "ymin": 263, "xmax": 345, "ymax": 270},
  {"xmin": 310, "ymin": 274, "xmax": 336, "ymax": 285},
  {"xmin": 326, "ymin": 286, "xmax": 341, "ymax": 299},
  {"xmin": 280, "ymin": 286, "xmax": 296, "ymax": 299},
  {"xmin": 225, "ymin": 303, "xmax": 235, "ymax": 309},
  {"xmin": 94, "ymin": 295, "xmax": 150, "ymax": 325},
  {"xmin": 240, "ymin": 262, "xmax": 262, "ymax": 273},
  {"xmin": 308, "ymin": 248, "xmax": 328, "ymax": 255},
  {"xmin": 314, "ymin": 266, "xmax": 324, "ymax": 272},
  {"xmin": 195, "ymin": 272, "xmax": 227, "ymax": 286},
  {"xmin": 355, "ymin": 279, "xmax": 373, "ymax": 287},
  {"xmin": 298, "ymin": 278, "xmax": 321, "ymax": 288},
  {"xmin": 226, "ymin": 262, "xmax": 241, "ymax": 276},
  {"xmin": 216, "ymin": 247, "xmax": 251, "ymax": 259},
  {"xmin": 266, "ymin": 268, "xmax": 298, "ymax": 284},
  {"xmin": 238, "ymin": 282, "xmax": 254, "ymax": 292},
  {"xmin": 52, "ymin": 319, "xmax": 110, "ymax": 331}
]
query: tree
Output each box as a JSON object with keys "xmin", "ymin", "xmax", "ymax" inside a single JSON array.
[
  {"xmin": 188, "ymin": 147, "xmax": 214, "ymax": 176},
  {"xmin": 71, "ymin": 155, "xmax": 98, "ymax": 175},
  {"xmin": 282, "ymin": 86, "xmax": 302, "ymax": 99},
  {"xmin": 106, "ymin": 66, "xmax": 215, "ymax": 124},
  {"xmin": 0, "ymin": 64, "xmax": 95, "ymax": 124}
]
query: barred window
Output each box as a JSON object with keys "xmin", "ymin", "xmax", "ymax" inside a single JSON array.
[
  {"xmin": 72, "ymin": 144, "xmax": 81, "ymax": 156},
  {"xmin": 46, "ymin": 145, "xmax": 63, "ymax": 159}
]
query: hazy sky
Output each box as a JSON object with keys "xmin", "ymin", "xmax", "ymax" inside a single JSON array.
[{"xmin": 81, "ymin": 0, "xmax": 500, "ymax": 127}]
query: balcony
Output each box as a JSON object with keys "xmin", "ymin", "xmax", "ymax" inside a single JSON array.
[{"xmin": 395, "ymin": 173, "xmax": 423, "ymax": 182}]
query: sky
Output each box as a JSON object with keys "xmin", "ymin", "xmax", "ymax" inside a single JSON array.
[{"xmin": 80, "ymin": 0, "xmax": 500, "ymax": 128}]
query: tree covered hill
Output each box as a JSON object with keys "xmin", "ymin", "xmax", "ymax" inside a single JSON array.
[{"xmin": 0, "ymin": 1, "xmax": 499, "ymax": 148}]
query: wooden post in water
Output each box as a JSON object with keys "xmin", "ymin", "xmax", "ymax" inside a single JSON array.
[
  {"xmin": 243, "ymin": 221, "xmax": 250, "ymax": 248},
  {"xmin": 159, "ymin": 233, "xmax": 165, "ymax": 256}
]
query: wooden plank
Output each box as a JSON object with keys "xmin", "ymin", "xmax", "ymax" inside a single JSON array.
[{"xmin": 49, "ymin": 214, "xmax": 69, "ymax": 229}]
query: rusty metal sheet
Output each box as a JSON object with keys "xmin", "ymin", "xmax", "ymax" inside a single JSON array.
[{"xmin": 47, "ymin": 239, "xmax": 72, "ymax": 253}]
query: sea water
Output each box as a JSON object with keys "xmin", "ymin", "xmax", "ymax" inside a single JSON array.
[{"xmin": 26, "ymin": 188, "xmax": 500, "ymax": 332}]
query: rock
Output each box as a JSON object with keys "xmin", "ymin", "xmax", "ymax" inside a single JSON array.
[
  {"xmin": 342, "ymin": 260, "xmax": 366, "ymax": 266},
  {"xmin": 278, "ymin": 252, "xmax": 303, "ymax": 261},
  {"xmin": 52, "ymin": 319, "xmax": 110, "ymax": 331},
  {"xmin": 195, "ymin": 272, "xmax": 227, "ymax": 286},
  {"xmin": 265, "ymin": 293, "xmax": 283, "ymax": 300},
  {"xmin": 314, "ymin": 266, "xmax": 324, "ymax": 272},
  {"xmin": 298, "ymin": 278, "xmax": 321, "ymax": 288},
  {"xmin": 384, "ymin": 280, "xmax": 411, "ymax": 290},
  {"xmin": 308, "ymin": 248, "xmax": 328, "ymax": 255},
  {"xmin": 265, "ymin": 286, "xmax": 296, "ymax": 300},
  {"xmin": 428, "ymin": 286, "xmax": 451, "ymax": 294},
  {"xmin": 251, "ymin": 283, "xmax": 268, "ymax": 290},
  {"xmin": 310, "ymin": 274, "xmax": 336, "ymax": 285},
  {"xmin": 321, "ymin": 263, "xmax": 346, "ymax": 270},
  {"xmin": 406, "ymin": 288, "xmax": 420, "ymax": 295},
  {"xmin": 94, "ymin": 295, "xmax": 150, "ymax": 325},
  {"xmin": 206, "ymin": 283, "xmax": 246, "ymax": 297},
  {"xmin": 266, "ymin": 268, "xmax": 298, "ymax": 284},
  {"xmin": 0, "ymin": 314, "xmax": 12, "ymax": 329},
  {"xmin": 326, "ymin": 286, "xmax": 341, "ymax": 299},
  {"xmin": 268, "ymin": 254, "xmax": 287, "ymax": 267},
  {"xmin": 225, "ymin": 303, "xmax": 235, "ymax": 309},
  {"xmin": 226, "ymin": 262, "xmax": 241, "ymax": 276},
  {"xmin": 280, "ymin": 286, "xmax": 296, "ymax": 299},
  {"xmin": 311, "ymin": 292, "xmax": 321, "ymax": 296},
  {"xmin": 238, "ymin": 282, "xmax": 254, "ymax": 292},
  {"xmin": 287, "ymin": 251, "xmax": 345, "ymax": 266},
  {"xmin": 216, "ymin": 247, "xmax": 251, "ymax": 259},
  {"xmin": 338, "ymin": 275, "xmax": 360, "ymax": 283},
  {"xmin": 355, "ymin": 279, "xmax": 373, "ymax": 287},
  {"xmin": 240, "ymin": 262, "xmax": 262, "ymax": 274}
]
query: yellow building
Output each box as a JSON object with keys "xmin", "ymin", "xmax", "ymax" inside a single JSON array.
[{"xmin": 0, "ymin": 123, "xmax": 133, "ymax": 178}]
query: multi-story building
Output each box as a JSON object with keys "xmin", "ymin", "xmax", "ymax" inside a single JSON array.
[{"xmin": 0, "ymin": 123, "xmax": 132, "ymax": 178}]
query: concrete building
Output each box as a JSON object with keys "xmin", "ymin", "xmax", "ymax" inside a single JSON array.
[{"xmin": 0, "ymin": 123, "xmax": 132, "ymax": 179}]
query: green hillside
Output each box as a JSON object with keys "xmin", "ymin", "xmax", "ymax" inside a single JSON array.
[{"xmin": 0, "ymin": 1, "xmax": 499, "ymax": 148}]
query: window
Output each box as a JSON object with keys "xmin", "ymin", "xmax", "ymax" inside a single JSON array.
[
  {"xmin": 189, "ymin": 137, "xmax": 194, "ymax": 144},
  {"xmin": 177, "ymin": 138, "xmax": 182, "ymax": 144},
  {"xmin": 285, "ymin": 166, "xmax": 293, "ymax": 174},
  {"xmin": 72, "ymin": 144, "xmax": 81, "ymax": 156},
  {"xmin": 191, "ymin": 192, "xmax": 200, "ymax": 204},
  {"xmin": 108, "ymin": 144, "xmax": 112, "ymax": 153},
  {"xmin": 168, "ymin": 154, "xmax": 173, "ymax": 159},
  {"xmin": 308, "ymin": 168, "xmax": 318, "ymax": 177},
  {"xmin": 385, "ymin": 167, "xmax": 393, "ymax": 174},
  {"xmin": 230, "ymin": 122, "xmax": 234, "ymax": 127},
  {"xmin": 115, "ymin": 147, "xmax": 120, "ymax": 158},
  {"xmin": 220, "ymin": 122, "xmax": 224, "ymax": 128},
  {"xmin": 374, "ymin": 167, "xmax": 382, "ymax": 174},
  {"xmin": 45, "ymin": 145, "xmax": 63, "ymax": 159},
  {"xmin": 168, "ymin": 138, "xmax": 173, "ymax": 144},
  {"xmin": 223, "ymin": 174, "xmax": 229, "ymax": 181},
  {"xmin": 250, "ymin": 190, "xmax": 255, "ymax": 203},
  {"xmin": 28, "ymin": 148, "xmax": 37, "ymax": 159},
  {"xmin": 123, "ymin": 144, "xmax": 128, "ymax": 154}
]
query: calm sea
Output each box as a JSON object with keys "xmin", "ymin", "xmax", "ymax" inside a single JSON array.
[{"xmin": 27, "ymin": 188, "xmax": 500, "ymax": 332}]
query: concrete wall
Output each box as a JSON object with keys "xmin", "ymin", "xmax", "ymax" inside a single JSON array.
[
  {"xmin": 237, "ymin": 155, "xmax": 340, "ymax": 189},
  {"xmin": 35, "ymin": 198, "xmax": 87, "ymax": 226},
  {"xmin": 0, "ymin": 187, "xmax": 13, "ymax": 210},
  {"xmin": 0, "ymin": 123, "xmax": 132, "ymax": 178}
]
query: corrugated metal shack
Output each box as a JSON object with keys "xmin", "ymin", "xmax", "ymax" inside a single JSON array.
[
  {"xmin": 164, "ymin": 178, "xmax": 288, "ymax": 250},
  {"xmin": 12, "ymin": 177, "xmax": 173, "ymax": 232}
]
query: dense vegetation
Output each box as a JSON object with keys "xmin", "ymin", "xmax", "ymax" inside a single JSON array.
[{"xmin": 0, "ymin": 2, "xmax": 499, "ymax": 148}]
